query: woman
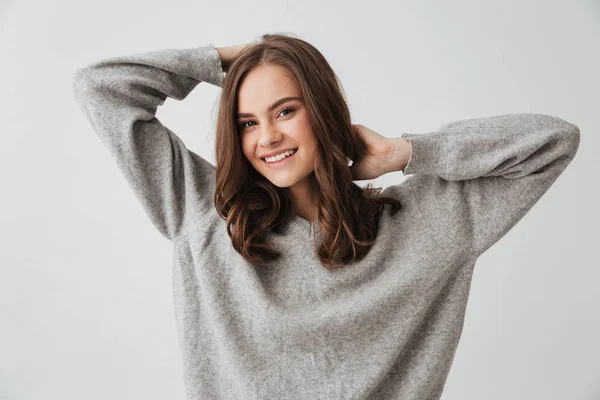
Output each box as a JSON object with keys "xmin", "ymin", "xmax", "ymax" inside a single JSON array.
[{"xmin": 72, "ymin": 33, "xmax": 580, "ymax": 400}]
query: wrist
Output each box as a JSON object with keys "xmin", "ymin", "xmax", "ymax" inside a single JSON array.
[
  {"xmin": 385, "ymin": 136, "xmax": 411, "ymax": 174},
  {"xmin": 216, "ymin": 44, "xmax": 248, "ymax": 72},
  {"xmin": 215, "ymin": 47, "xmax": 232, "ymax": 72}
]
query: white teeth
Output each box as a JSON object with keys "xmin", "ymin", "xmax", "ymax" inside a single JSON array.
[{"xmin": 264, "ymin": 149, "xmax": 296, "ymax": 163}]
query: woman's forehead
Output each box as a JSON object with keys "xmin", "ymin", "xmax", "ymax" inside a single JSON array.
[{"xmin": 237, "ymin": 66, "xmax": 301, "ymax": 115}]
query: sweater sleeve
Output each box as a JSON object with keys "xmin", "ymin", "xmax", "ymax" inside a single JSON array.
[
  {"xmin": 72, "ymin": 43, "xmax": 224, "ymax": 241},
  {"xmin": 400, "ymin": 113, "xmax": 580, "ymax": 259}
]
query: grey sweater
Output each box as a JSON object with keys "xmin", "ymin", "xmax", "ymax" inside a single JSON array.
[{"xmin": 72, "ymin": 43, "xmax": 580, "ymax": 400}]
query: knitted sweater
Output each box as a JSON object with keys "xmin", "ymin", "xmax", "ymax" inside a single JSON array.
[{"xmin": 72, "ymin": 42, "xmax": 580, "ymax": 400}]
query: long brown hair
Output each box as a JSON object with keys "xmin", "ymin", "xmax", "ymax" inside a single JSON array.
[{"xmin": 213, "ymin": 32, "xmax": 402, "ymax": 269}]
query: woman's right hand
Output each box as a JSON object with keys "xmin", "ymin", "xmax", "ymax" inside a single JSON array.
[{"xmin": 216, "ymin": 43, "xmax": 251, "ymax": 72}]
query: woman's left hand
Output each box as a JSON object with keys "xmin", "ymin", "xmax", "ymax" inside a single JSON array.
[{"xmin": 349, "ymin": 124, "xmax": 394, "ymax": 181}]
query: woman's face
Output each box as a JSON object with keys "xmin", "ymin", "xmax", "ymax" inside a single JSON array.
[{"xmin": 236, "ymin": 64, "xmax": 318, "ymax": 189}]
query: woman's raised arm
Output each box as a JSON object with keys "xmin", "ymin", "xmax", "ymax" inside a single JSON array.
[
  {"xmin": 72, "ymin": 43, "xmax": 226, "ymax": 241},
  {"xmin": 391, "ymin": 113, "xmax": 580, "ymax": 259}
]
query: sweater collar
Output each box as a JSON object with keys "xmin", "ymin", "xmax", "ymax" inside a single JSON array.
[{"xmin": 287, "ymin": 212, "xmax": 322, "ymax": 237}]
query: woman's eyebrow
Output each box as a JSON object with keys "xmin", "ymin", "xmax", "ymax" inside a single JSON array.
[{"xmin": 237, "ymin": 96, "xmax": 303, "ymax": 118}]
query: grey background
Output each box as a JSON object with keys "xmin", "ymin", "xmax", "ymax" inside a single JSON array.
[{"xmin": 1, "ymin": 0, "xmax": 598, "ymax": 399}]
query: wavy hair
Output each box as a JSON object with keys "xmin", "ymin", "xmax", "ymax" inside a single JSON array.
[{"xmin": 213, "ymin": 32, "xmax": 402, "ymax": 269}]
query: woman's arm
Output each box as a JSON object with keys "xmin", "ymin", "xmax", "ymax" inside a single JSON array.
[
  {"xmin": 391, "ymin": 113, "xmax": 580, "ymax": 259},
  {"xmin": 72, "ymin": 43, "xmax": 227, "ymax": 241}
]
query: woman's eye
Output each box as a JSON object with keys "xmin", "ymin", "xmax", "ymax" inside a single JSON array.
[
  {"xmin": 280, "ymin": 107, "xmax": 294, "ymax": 117},
  {"xmin": 238, "ymin": 108, "xmax": 294, "ymax": 130}
]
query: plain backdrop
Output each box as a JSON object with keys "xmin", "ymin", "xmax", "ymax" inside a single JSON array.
[{"xmin": 1, "ymin": 0, "xmax": 598, "ymax": 399}]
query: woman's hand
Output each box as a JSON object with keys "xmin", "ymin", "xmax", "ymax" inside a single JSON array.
[
  {"xmin": 216, "ymin": 43, "xmax": 251, "ymax": 72},
  {"xmin": 349, "ymin": 124, "xmax": 410, "ymax": 180}
]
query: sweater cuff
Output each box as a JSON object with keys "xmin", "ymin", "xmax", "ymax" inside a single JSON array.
[
  {"xmin": 400, "ymin": 132, "xmax": 413, "ymax": 174},
  {"xmin": 400, "ymin": 132, "xmax": 443, "ymax": 176},
  {"xmin": 203, "ymin": 43, "xmax": 225, "ymax": 88}
]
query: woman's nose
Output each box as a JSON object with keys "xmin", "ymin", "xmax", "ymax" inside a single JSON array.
[{"xmin": 258, "ymin": 125, "xmax": 282, "ymax": 147}]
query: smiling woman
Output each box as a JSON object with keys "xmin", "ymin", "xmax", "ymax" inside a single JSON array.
[
  {"xmin": 72, "ymin": 30, "xmax": 580, "ymax": 400},
  {"xmin": 213, "ymin": 33, "xmax": 403, "ymax": 269}
]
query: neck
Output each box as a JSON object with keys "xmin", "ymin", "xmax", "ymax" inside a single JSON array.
[{"xmin": 285, "ymin": 179, "xmax": 318, "ymax": 223}]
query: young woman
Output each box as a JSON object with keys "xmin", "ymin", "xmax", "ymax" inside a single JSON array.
[{"xmin": 72, "ymin": 33, "xmax": 580, "ymax": 400}]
